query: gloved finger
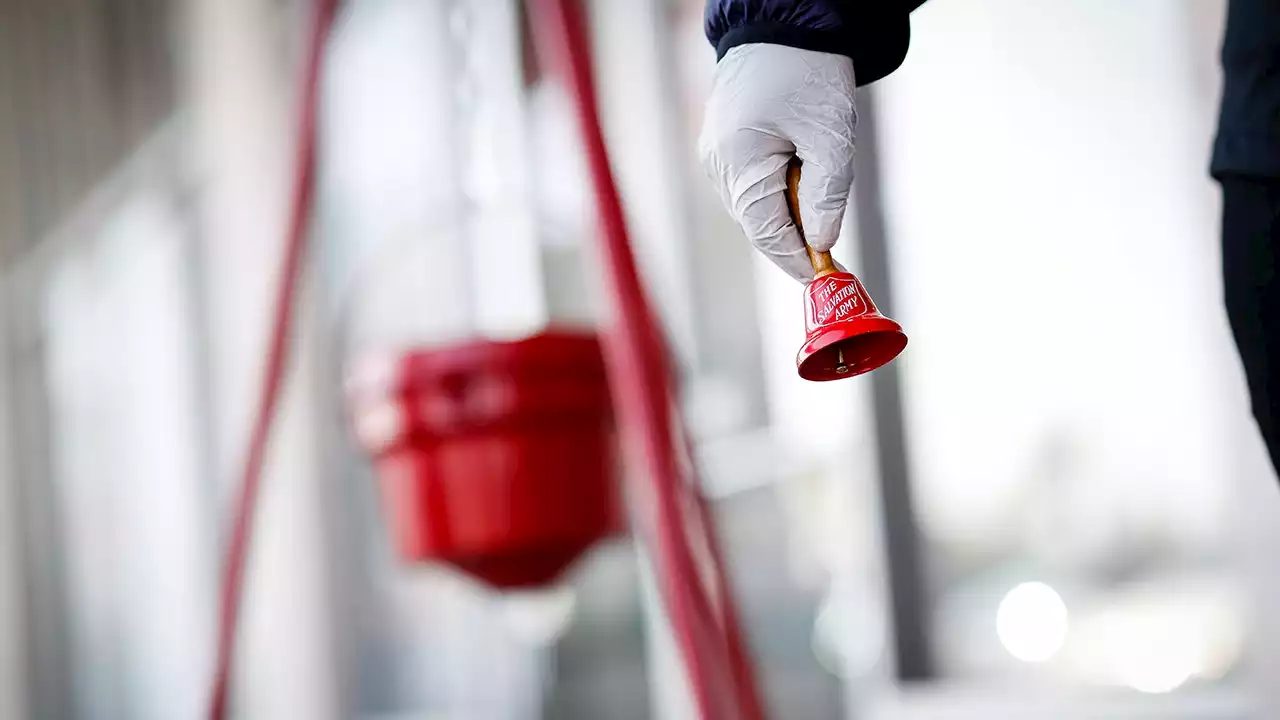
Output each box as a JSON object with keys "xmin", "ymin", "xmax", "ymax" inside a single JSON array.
[
  {"xmin": 794, "ymin": 121, "xmax": 856, "ymax": 253},
  {"xmin": 732, "ymin": 154, "xmax": 817, "ymax": 283}
]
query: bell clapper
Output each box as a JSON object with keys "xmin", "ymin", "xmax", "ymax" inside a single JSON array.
[{"xmin": 835, "ymin": 347, "xmax": 849, "ymax": 374}]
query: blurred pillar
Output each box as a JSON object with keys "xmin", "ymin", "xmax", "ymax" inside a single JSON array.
[
  {"xmin": 0, "ymin": 305, "xmax": 30, "ymax": 720},
  {"xmin": 32, "ymin": 163, "xmax": 219, "ymax": 720},
  {"xmin": 0, "ymin": 18, "xmax": 31, "ymax": 711},
  {"xmin": 178, "ymin": 0, "xmax": 351, "ymax": 717},
  {"xmin": 848, "ymin": 90, "xmax": 933, "ymax": 684},
  {"xmin": 0, "ymin": 259, "xmax": 71, "ymax": 720},
  {"xmin": 0, "ymin": 0, "xmax": 183, "ymax": 716}
]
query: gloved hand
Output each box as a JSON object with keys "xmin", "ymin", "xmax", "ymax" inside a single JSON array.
[{"xmin": 698, "ymin": 43, "xmax": 857, "ymax": 283}]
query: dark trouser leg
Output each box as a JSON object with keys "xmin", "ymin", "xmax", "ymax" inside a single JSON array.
[{"xmin": 1221, "ymin": 177, "xmax": 1280, "ymax": 476}]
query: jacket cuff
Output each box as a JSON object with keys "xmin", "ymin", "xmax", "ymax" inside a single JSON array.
[
  {"xmin": 715, "ymin": 24, "xmax": 851, "ymax": 62},
  {"xmin": 1212, "ymin": 132, "xmax": 1280, "ymax": 180}
]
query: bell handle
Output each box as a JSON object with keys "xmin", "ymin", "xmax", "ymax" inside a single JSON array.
[{"xmin": 785, "ymin": 158, "xmax": 839, "ymax": 278}]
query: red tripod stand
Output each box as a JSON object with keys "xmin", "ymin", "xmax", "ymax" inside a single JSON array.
[{"xmin": 208, "ymin": 1, "xmax": 765, "ymax": 718}]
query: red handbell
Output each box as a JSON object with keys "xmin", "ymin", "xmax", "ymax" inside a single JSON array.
[
  {"xmin": 787, "ymin": 159, "xmax": 907, "ymax": 381},
  {"xmin": 796, "ymin": 269, "xmax": 907, "ymax": 381}
]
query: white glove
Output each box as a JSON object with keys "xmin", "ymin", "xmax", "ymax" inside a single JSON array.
[{"xmin": 698, "ymin": 43, "xmax": 857, "ymax": 283}]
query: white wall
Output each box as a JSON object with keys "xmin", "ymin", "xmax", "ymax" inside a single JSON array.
[
  {"xmin": 864, "ymin": 0, "xmax": 1269, "ymax": 714},
  {"xmin": 877, "ymin": 0, "xmax": 1236, "ymax": 557}
]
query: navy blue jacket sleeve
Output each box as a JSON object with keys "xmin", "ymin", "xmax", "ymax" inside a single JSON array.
[
  {"xmin": 1212, "ymin": 0, "xmax": 1280, "ymax": 179},
  {"xmin": 705, "ymin": 1, "xmax": 929, "ymax": 86}
]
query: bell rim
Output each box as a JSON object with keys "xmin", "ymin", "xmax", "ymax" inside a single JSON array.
[{"xmin": 796, "ymin": 317, "xmax": 907, "ymax": 381}]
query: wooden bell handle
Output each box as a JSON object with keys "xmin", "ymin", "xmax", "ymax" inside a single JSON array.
[{"xmin": 784, "ymin": 158, "xmax": 839, "ymax": 278}]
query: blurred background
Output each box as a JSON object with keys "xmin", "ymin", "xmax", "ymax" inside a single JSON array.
[{"xmin": 0, "ymin": 0, "xmax": 1276, "ymax": 718}]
